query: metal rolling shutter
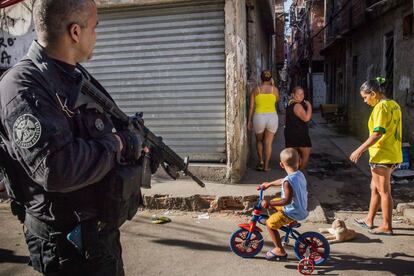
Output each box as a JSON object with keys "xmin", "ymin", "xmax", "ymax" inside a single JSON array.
[{"xmin": 84, "ymin": 0, "xmax": 226, "ymax": 162}]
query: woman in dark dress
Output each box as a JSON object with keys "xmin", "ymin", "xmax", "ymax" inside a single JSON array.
[{"xmin": 284, "ymin": 86, "xmax": 312, "ymax": 170}]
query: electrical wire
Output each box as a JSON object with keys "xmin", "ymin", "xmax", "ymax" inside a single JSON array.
[{"xmin": 310, "ymin": 0, "xmax": 353, "ymax": 40}]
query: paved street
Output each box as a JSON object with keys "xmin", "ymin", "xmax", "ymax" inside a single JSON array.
[
  {"xmin": 1, "ymin": 207, "xmax": 414, "ymax": 276},
  {"xmin": 2, "ymin": 113, "xmax": 414, "ymax": 276}
]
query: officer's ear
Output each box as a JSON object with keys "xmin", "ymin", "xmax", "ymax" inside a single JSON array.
[{"xmin": 68, "ymin": 23, "xmax": 82, "ymax": 43}]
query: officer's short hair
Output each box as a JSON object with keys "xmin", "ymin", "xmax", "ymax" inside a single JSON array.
[
  {"xmin": 280, "ymin": 148, "xmax": 299, "ymax": 168},
  {"xmin": 33, "ymin": 0, "xmax": 95, "ymax": 43}
]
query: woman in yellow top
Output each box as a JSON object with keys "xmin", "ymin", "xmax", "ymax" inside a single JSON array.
[
  {"xmin": 247, "ymin": 70, "xmax": 279, "ymax": 171},
  {"xmin": 350, "ymin": 78, "xmax": 402, "ymax": 236}
]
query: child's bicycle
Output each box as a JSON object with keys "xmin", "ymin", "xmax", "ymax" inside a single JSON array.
[{"xmin": 229, "ymin": 188, "xmax": 330, "ymax": 275}]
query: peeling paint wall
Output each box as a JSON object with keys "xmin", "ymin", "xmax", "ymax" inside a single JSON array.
[
  {"xmin": 395, "ymin": 3, "xmax": 414, "ymax": 150},
  {"xmin": 0, "ymin": 1, "xmax": 35, "ymax": 69},
  {"xmin": 225, "ymin": 0, "xmax": 247, "ymax": 182},
  {"xmin": 347, "ymin": 1, "xmax": 414, "ymax": 148}
]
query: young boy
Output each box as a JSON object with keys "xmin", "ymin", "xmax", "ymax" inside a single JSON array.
[{"xmin": 258, "ymin": 148, "xmax": 308, "ymax": 261}]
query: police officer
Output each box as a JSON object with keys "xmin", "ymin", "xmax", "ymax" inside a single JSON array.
[{"xmin": 0, "ymin": 0, "xmax": 156, "ymax": 275}]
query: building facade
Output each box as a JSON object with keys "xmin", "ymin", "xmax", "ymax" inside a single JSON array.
[
  {"xmin": 1, "ymin": 0, "xmax": 275, "ymax": 182},
  {"xmin": 92, "ymin": 0, "xmax": 276, "ymax": 182},
  {"xmin": 0, "ymin": 1, "xmax": 35, "ymax": 75},
  {"xmin": 288, "ymin": 0, "xmax": 325, "ymax": 105},
  {"xmin": 322, "ymin": 0, "xmax": 414, "ymax": 150}
]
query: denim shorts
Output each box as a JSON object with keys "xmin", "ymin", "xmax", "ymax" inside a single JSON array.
[{"xmin": 369, "ymin": 163, "xmax": 400, "ymax": 170}]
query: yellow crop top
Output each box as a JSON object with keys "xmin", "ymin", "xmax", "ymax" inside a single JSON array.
[{"xmin": 255, "ymin": 87, "xmax": 277, "ymax": 113}]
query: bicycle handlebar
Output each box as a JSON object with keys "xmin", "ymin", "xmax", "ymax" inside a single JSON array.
[{"xmin": 255, "ymin": 187, "xmax": 264, "ymax": 210}]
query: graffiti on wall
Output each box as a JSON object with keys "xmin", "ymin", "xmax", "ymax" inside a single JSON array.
[
  {"xmin": 0, "ymin": 37, "xmax": 16, "ymax": 65},
  {"xmin": 399, "ymin": 75, "xmax": 410, "ymax": 91}
]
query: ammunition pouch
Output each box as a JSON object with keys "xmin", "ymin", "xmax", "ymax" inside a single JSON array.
[{"xmin": 100, "ymin": 164, "xmax": 145, "ymax": 228}]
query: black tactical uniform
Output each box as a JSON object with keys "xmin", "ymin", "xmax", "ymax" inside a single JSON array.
[{"xmin": 0, "ymin": 41, "xmax": 138, "ymax": 275}]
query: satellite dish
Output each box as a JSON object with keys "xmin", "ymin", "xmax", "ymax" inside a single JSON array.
[{"xmin": 1, "ymin": 1, "xmax": 32, "ymax": 36}]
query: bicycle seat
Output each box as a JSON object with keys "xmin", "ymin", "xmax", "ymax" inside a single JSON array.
[{"xmin": 286, "ymin": 221, "xmax": 301, "ymax": 228}]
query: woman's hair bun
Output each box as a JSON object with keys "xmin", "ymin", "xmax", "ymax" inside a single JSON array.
[{"xmin": 375, "ymin": 76, "xmax": 386, "ymax": 86}]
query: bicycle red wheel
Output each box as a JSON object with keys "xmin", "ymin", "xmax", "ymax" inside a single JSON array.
[
  {"xmin": 297, "ymin": 258, "xmax": 315, "ymax": 275},
  {"xmin": 229, "ymin": 228, "xmax": 264, "ymax": 258},
  {"xmin": 294, "ymin": 231, "xmax": 330, "ymax": 265}
]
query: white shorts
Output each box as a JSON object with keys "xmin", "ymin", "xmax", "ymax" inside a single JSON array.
[{"xmin": 253, "ymin": 112, "xmax": 278, "ymax": 134}]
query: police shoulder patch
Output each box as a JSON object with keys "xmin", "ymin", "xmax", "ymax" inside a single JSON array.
[{"xmin": 12, "ymin": 114, "xmax": 42, "ymax": 149}]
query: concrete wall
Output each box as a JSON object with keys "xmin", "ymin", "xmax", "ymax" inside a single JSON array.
[
  {"xmin": 311, "ymin": 0, "xmax": 324, "ymax": 61},
  {"xmin": 2, "ymin": 0, "xmax": 274, "ymax": 182},
  {"xmin": 0, "ymin": 1, "xmax": 36, "ymax": 69},
  {"xmin": 246, "ymin": 0, "xmax": 273, "ymax": 89},
  {"xmin": 224, "ymin": 0, "xmax": 248, "ymax": 182},
  {"xmin": 245, "ymin": 0, "xmax": 276, "ymax": 177},
  {"xmin": 275, "ymin": 0, "xmax": 285, "ymax": 68},
  {"xmin": 97, "ymin": 0, "xmax": 252, "ymax": 182},
  {"xmin": 344, "ymin": 1, "xmax": 414, "ymax": 147}
]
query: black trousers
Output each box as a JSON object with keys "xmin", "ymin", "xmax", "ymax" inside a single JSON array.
[{"xmin": 24, "ymin": 224, "xmax": 124, "ymax": 276}]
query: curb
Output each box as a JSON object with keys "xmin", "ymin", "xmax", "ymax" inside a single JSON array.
[
  {"xmin": 144, "ymin": 194, "xmax": 264, "ymax": 213},
  {"xmin": 143, "ymin": 192, "xmax": 328, "ymax": 224},
  {"xmin": 404, "ymin": 209, "xmax": 414, "ymax": 224},
  {"xmin": 396, "ymin": 202, "xmax": 414, "ymax": 224}
]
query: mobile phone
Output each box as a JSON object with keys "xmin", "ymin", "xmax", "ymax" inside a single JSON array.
[{"xmin": 67, "ymin": 224, "xmax": 83, "ymax": 252}]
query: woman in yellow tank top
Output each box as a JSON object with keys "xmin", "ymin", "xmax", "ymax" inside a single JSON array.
[{"xmin": 247, "ymin": 70, "xmax": 279, "ymax": 171}]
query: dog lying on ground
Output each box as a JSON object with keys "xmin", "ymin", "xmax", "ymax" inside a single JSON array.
[{"xmin": 318, "ymin": 219, "xmax": 357, "ymax": 244}]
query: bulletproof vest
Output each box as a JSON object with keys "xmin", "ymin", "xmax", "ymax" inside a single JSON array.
[
  {"xmin": 23, "ymin": 45, "xmax": 143, "ymax": 229},
  {"xmin": 0, "ymin": 63, "xmax": 102, "ymax": 229}
]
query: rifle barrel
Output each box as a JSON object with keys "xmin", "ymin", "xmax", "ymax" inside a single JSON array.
[{"xmin": 79, "ymin": 73, "xmax": 206, "ymax": 188}]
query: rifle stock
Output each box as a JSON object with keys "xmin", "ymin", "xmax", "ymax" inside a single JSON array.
[{"xmin": 78, "ymin": 65, "xmax": 205, "ymax": 188}]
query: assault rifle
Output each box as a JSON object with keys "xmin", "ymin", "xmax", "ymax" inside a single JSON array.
[{"xmin": 77, "ymin": 65, "xmax": 205, "ymax": 188}]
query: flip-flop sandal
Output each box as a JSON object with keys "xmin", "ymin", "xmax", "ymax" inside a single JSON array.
[
  {"xmin": 256, "ymin": 162, "xmax": 264, "ymax": 171},
  {"xmin": 265, "ymin": 250, "xmax": 288, "ymax": 261},
  {"xmin": 151, "ymin": 216, "xmax": 171, "ymax": 224},
  {"xmin": 368, "ymin": 229, "xmax": 393, "ymax": 236},
  {"xmin": 354, "ymin": 218, "xmax": 374, "ymax": 229}
]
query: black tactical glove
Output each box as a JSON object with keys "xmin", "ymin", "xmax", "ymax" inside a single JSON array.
[{"xmin": 116, "ymin": 130, "xmax": 143, "ymax": 164}]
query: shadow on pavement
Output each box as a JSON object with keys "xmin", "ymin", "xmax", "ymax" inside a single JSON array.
[
  {"xmin": 0, "ymin": 248, "xmax": 28, "ymax": 264},
  {"xmin": 152, "ymin": 238, "xmax": 229, "ymax": 252},
  {"xmin": 315, "ymin": 253, "xmax": 414, "ymax": 275},
  {"xmin": 351, "ymin": 233, "xmax": 383, "ymax": 244},
  {"xmin": 284, "ymin": 252, "xmax": 414, "ymax": 275}
]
